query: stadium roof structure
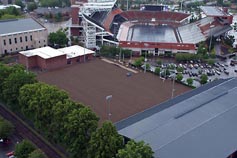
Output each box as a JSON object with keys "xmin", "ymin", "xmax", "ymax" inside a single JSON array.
[
  {"xmin": 0, "ymin": 18, "xmax": 46, "ymax": 36},
  {"xmin": 116, "ymin": 78, "xmax": 237, "ymax": 158},
  {"xmin": 200, "ymin": 6, "xmax": 227, "ymax": 17}
]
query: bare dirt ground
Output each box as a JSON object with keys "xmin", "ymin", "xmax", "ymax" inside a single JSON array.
[{"xmin": 37, "ymin": 58, "xmax": 191, "ymax": 123}]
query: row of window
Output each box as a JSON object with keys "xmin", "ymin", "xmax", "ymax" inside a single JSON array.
[
  {"xmin": 4, "ymin": 45, "xmax": 47, "ymax": 54},
  {"xmin": 3, "ymin": 35, "xmax": 33, "ymax": 45}
]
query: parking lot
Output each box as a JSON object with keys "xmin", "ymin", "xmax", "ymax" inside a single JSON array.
[{"xmin": 148, "ymin": 57, "xmax": 237, "ymax": 87}]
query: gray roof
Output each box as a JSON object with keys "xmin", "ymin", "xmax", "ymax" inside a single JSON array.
[
  {"xmin": 0, "ymin": 18, "xmax": 45, "ymax": 35},
  {"xmin": 117, "ymin": 78, "xmax": 237, "ymax": 158},
  {"xmin": 200, "ymin": 6, "xmax": 226, "ymax": 17}
]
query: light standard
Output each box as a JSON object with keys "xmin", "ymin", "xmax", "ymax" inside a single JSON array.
[
  {"xmin": 170, "ymin": 73, "xmax": 176, "ymax": 99},
  {"xmin": 105, "ymin": 95, "xmax": 112, "ymax": 121}
]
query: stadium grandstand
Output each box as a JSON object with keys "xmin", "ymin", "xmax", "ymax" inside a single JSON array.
[{"xmin": 69, "ymin": 1, "xmax": 233, "ymax": 55}]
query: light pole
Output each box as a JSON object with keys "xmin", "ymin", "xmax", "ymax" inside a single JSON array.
[
  {"xmin": 144, "ymin": 51, "xmax": 147, "ymax": 73},
  {"xmin": 84, "ymin": 42, "xmax": 86, "ymax": 62},
  {"xmin": 105, "ymin": 95, "xmax": 112, "ymax": 121},
  {"xmin": 170, "ymin": 73, "xmax": 176, "ymax": 99}
]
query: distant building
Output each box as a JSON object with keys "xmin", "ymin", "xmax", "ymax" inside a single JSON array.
[
  {"xmin": 0, "ymin": 4, "xmax": 21, "ymax": 10},
  {"xmin": 0, "ymin": 18, "xmax": 48, "ymax": 55},
  {"xmin": 116, "ymin": 78, "xmax": 237, "ymax": 158},
  {"xmin": 1, "ymin": 0, "xmax": 15, "ymax": 5},
  {"xmin": 18, "ymin": 45, "xmax": 95, "ymax": 70}
]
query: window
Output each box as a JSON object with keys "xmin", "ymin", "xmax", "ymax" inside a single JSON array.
[
  {"xmin": 30, "ymin": 35, "xmax": 32, "ymax": 41},
  {"xmin": 25, "ymin": 36, "xmax": 27, "ymax": 42},
  {"xmin": 3, "ymin": 39, "xmax": 6, "ymax": 45},
  {"xmin": 20, "ymin": 37, "xmax": 22, "ymax": 42},
  {"xmin": 26, "ymin": 46, "xmax": 28, "ymax": 50},
  {"xmin": 21, "ymin": 47, "xmax": 23, "ymax": 50},
  {"xmin": 15, "ymin": 38, "xmax": 17, "ymax": 44},
  {"xmin": 16, "ymin": 48, "xmax": 18, "ymax": 50},
  {"xmin": 9, "ymin": 39, "xmax": 11, "ymax": 44},
  {"xmin": 39, "ymin": 41, "xmax": 40, "ymax": 43},
  {"xmin": 4, "ymin": 50, "xmax": 7, "ymax": 54}
]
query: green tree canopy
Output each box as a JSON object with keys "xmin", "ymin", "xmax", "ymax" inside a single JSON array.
[
  {"xmin": 116, "ymin": 140, "xmax": 153, "ymax": 158},
  {"xmin": 18, "ymin": 83, "xmax": 69, "ymax": 134},
  {"xmin": 15, "ymin": 140, "xmax": 36, "ymax": 158},
  {"xmin": 176, "ymin": 73, "xmax": 183, "ymax": 82},
  {"xmin": 2, "ymin": 70, "xmax": 36, "ymax": 106},
  {"xmin": 0, "ymin": 117, "xmax": 14, "ymax": 139},
  {"xmin": 15, "ymin": 0, "xmax": 25, "ymax": 11},
  {"xmin": 154, "ymin": 67, "xmax": 160, "ymax": 76},
  {"xmin": 186, "ymin": 78, "xmax": 193, "ymax": 86},
  {"xmin": 200, "ymin": 74, "xmax": 208, "ymax": 85},
  {"xmin": 27, "ymin": 2, "xmax": 37, "ymax": 12},
  {"xmin": 48, "ymin": 29, "xmax": 69, "ymax": 48},
  {"xmin": 28, "ymin": 149, "xmax": 47, "ymax": 158},
  {"xmin": 64, "ymin": 107, "xmax": 99, "ymax": 158},
  {"xmin": 87, "ymin": 121, "xmax": 123, "ymax": 158}
]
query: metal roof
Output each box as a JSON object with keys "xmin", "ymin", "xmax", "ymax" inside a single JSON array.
[
  {"xmin": 0, "ymin": 18, "xmax": 45, "ymax": 36},
  {"xmin": 200, "ymin": 6, "xmax": 226, "ymax": 17},
  {"xmin": 117, "ymin": 78, "xmax": 237, "ymax": 158}
]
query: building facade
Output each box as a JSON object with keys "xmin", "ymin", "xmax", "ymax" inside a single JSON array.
[{"xmin": 0, "ymin": 18, "xmax": 48, "ymax": 56}]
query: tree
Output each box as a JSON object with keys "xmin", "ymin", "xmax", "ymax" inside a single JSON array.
[
  {"xmin": 64, "ymin": 107, "xmax": 99, "ymax": 158},
  {"xmin": 28, "ymin": 149, "xmax": 47, "ymax": 158},
  {"xmin": 15, "ymin": 140, "xmax": 36, "ymax": 158},
  {"xmin": 156, "ymin": 59, "xmax": 162, "ymax": 66},
  {"xmin": 27, "ymin": 2, "xmax": 37, "ymax": 12},
  {"xmin": 145, "ymin": 63, "xmax": 150, "ymax": 71},
  {"xmin": 48, "ymin": 29, "xmax": 69, "ymax": 48},
  {"xmin": 15, "ymin": 0, "xmax": 25, "ymax": 11},
  {"xmin": 224, "ymin": 35, "xmax": 235, "ymax": 47},
  {"xmin": 49, "ymin": 100, "xmax": 82, "ymax": 143},
  {"xmin": 0, "ymin": 117, "xmax": 14, "ymax": 139},
  {"xmin": 200, "ymin": 74, "xmax": 208, "ymax": 85},
  {"xmin": 87, "ymin": 121, "xmax": 123, "ymax": 158},
  {"xmin": 186, "ymin": 78, "xmax": 193, "ymax": 86},
  {"xmin": 2, "ymin": 70, "xmax": 36, "ymax": 106},
  {"xmin": 154, "ymin": 67, "xmax": 160, "ymax": 76},
  {"xmin": 176, "ymin": 73, "xmax": 183, "ymax": 82},
  {"xmin": 133, "ymin": 57, "xmax": 144, "ymax": 67},
  {"xmin": 197, "ymin": 42, "xmax": 207, "ymax": 55},
  {"xmin": 116, "ymin": 140, "xmax": 153, "ymax": 158},
  {"xmin": 18, "ymin": 83, "xmax": 69, "ymax": 134}
]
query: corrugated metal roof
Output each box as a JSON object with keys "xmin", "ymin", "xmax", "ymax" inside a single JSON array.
[
  {"xmin": 117, "ymin": 78, "xmax": 237, "ymax": 158},
  {"xmin": 0, "ymin": 18, "xmax": 45, "ymax": 35}
]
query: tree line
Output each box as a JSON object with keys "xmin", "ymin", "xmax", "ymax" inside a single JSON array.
[{"xmin": 0, "ymin": 63, "xmax": 153, "ymax": 158}]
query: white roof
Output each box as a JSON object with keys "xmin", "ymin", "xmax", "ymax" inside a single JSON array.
[
  {"xmin": 19, "ymin": 46, "xmax": 65, "ymax": 59},
  {"xmin": 58, "ymin": 45, "xmax": 95, "ymax": 59},
  {"xmin": 19, "ymin": 45, "xmax": 95, "ymax": 59},
  {"xmin": 0, "ymin": 4, "xmax": 21, "ymax": 10}
]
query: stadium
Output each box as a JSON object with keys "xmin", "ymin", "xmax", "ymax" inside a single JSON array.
[{"xmin": 70, "ymin": 0, "xmax": 233, "ymax": 55}]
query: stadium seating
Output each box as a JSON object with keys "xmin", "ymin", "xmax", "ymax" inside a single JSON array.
[{"xmin": 91, "ymin": 11, "xmax": 109, "ymax": 25}]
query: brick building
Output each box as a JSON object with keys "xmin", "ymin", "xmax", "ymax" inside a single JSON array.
[
  {"xmin": 19, "ymin": 45, "xmax": 95, "ymax": 70},
  {"xmin": 0, "ymin": 18, "xmax": 48, "ymax": 56}
]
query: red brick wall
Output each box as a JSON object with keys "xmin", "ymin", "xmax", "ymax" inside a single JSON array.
[
  {"xmin": 18, "ymin": 54, "xmax": 37, "ymax": 69},
  {"xmin": 71, "ymin": 6, "xmax": 79, "ymax": 24},
  {"xmin": 45, "ymin": 55, "xmax": 67, "ymax": 70},
  {"xmin": 71, "ymin": 28, "xmax": 80, "ymax": 36}
]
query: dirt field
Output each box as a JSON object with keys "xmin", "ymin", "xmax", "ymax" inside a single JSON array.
[{"xmin": 37, "ymin": 58, "xmax": 191, "ymax": 123}]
